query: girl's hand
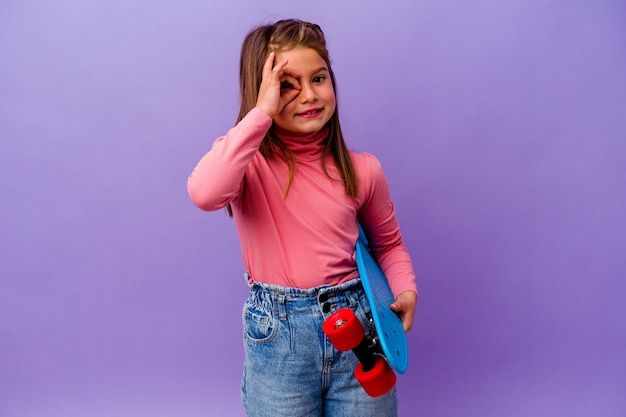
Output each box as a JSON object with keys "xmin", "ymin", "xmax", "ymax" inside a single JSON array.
[
  {"xmin": 255, "ymin": 52, "xmax": 301, "ymax": 118},
  {"xmin": 390, "ymin": 290, "xmax": 418, "ymax": 332}
]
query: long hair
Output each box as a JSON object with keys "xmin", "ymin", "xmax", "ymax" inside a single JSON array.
[{"xmin": 228, "ymin": 19, "xmax": 357, "ymax": 215}]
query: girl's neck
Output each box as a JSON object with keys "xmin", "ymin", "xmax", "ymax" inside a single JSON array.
[{"xmin": 272, "ymin": 125, "xmax": 329, "ymax": 161}]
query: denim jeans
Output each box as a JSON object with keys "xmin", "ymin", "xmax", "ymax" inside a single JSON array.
[{"xmin": 241, "ymin": 275, "xmax": 398, "ymax": 417}]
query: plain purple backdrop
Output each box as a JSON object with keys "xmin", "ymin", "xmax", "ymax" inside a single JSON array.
[{"xmin": 1, "ymin": 0, "xmax": 625, "ymax": 416}]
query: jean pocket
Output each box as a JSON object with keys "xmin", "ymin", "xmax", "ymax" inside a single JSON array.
[{"xmin": 243, "ymin": 300, "xmax": 276, "ymax": 344}]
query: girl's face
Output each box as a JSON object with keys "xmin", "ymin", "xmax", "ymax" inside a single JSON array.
[{"xmin": 272, "ymin": 47, "xmax": 336, "ymax": 135}]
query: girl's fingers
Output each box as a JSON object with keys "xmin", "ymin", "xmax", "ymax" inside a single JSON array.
[
  {"xmin": 280, "ymin": 75, "xmax": 301, "ymax": 91},
  {"xmin": 390, "ymin": 291, "xmax": 417, "ymax": 333},
  {"xmin": 262, "ymin": 52, "xmax": 287, "ymax": 85},
  {"xmin": 272, "ymin": 60, "xmax": 293, "ymax": 85},
  {"xmin": 262, "ymin": 52, "xmax": 276, "ymax": 76},
  {"xmin": 281, "ymin": 68, "xmax": 300, "ymax": 83},
  {"xmin": 257, "ymin": 52, "xmax": 302, "ymax": 116},
  {"xmin": 277, "ymin": 74, "xmax": 301, "ymax": 108},
  {"xmin": 272, "ymin": 56, "xmax": 287, "ymax": 72},
  {"xmin": 281, "ymin": 88, "xmax": 301, "ymax": 107},
  {"xmin": 269, "ymin": 55, "xmax": 300, "ymax": 82}
]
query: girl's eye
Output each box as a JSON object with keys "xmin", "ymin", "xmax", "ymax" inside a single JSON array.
[
  {"xmin": 280, "ymin": 81, "xmax": 293, "ymax": 89},
  {"xmin": 313, "ymin": 76, "xmax": 325, "ymax": 83}
]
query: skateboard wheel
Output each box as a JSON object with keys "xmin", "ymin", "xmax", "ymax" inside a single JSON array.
[
  {"xmin": 322, "ymin": 308, "xmax": 365, "ymax": 351},
  {"xmin": 355, "ymin": 356, "xmax": 397, "ymax": 397}
]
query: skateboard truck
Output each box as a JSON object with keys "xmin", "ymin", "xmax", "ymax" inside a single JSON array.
[{"xmin": 323, "ymin": 308, "xmax": 396, "ymax": 397}]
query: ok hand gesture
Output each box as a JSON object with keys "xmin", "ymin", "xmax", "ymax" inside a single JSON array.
[{"xmin": 255, "ymin": 52, "xmax": 301, "ymax": 118}]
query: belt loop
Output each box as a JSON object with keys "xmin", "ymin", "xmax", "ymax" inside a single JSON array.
[{"xmin": 277, "ymin": 293, "xmax": 287, "ymax": 320}]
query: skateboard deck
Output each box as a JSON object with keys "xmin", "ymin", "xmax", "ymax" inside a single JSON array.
[{"xmin": 355, "ymin": 224, "xmax": 408, "ymax": 374}]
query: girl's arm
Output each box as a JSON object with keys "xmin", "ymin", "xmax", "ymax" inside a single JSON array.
[
  {"xmin": 187, "ymin": 109, "xmax": 272, "ymax": 211},
  {"xmin": 358, "ymin": 153, "xmax": 418, "ymax": 331},
  {"xmin": 187, "ymin": 52, "xmax": 301, "ymax": 211}
]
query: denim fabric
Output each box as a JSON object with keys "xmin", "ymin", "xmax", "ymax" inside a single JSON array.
[{"xmin": 241, "ymin": 275, "xmax": 398, "ymax": 417}]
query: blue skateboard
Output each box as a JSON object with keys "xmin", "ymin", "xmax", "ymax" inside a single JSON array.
[{"xmin": 323, "ymin": 225, "xmax": 409, "ymax": 397}]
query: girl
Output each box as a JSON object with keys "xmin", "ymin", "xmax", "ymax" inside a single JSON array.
[{"xmin": 188, "ymin": 19, "xmax": 417, "ymax": 417}]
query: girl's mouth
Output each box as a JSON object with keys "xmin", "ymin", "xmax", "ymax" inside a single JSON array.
[{"xmin": 296, "ymin": 108, "xmax": 322, "ymax": 118}]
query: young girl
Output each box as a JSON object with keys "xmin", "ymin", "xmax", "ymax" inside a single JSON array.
[{"xmin": 188, "ymin": 19, "xmax": 417, "ymax": 417}]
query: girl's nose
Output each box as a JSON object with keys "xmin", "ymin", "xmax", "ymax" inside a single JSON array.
[{"xmin": 299, "ymin": 85, "xmax": 317, "ymax": 102}]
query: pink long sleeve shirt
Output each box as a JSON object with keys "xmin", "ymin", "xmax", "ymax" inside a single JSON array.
[{"xmin": 188, "ymin": 108, "xmax": 417, "ymax": 297}]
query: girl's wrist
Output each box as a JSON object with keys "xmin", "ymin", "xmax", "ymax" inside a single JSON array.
[{"xmin": 254, "ymin": 105, "xmax": 275, "ymax": 120}]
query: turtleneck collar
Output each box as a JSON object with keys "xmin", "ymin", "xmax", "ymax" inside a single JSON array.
[{"xmin": 272, "ymin": 125, "xmax": 329, "ymax": 162}]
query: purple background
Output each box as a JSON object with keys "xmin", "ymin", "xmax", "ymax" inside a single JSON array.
[{"xmin": 2, "ymin": 1, "xmax": 625, "ymax": 416}]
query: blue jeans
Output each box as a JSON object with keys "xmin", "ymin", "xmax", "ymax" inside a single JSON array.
[{"xmin": 241, "ymin": 275, "xmax": 398, "ymax": 417}]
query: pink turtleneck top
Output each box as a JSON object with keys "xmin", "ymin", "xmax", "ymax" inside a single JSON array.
[{"xmin": 187, "ymin": 108, "xmax": 417, "ymax": 297}]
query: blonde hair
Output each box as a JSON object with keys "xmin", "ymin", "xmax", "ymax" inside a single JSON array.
[{"xmin": 229, "ymin": 19, "xmax": 357, "ymax": 215}]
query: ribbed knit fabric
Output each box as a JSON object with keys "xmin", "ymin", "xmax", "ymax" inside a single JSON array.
[{"xmin": 188, "ymin": 108, "xmax": 416, "ymax": 297}]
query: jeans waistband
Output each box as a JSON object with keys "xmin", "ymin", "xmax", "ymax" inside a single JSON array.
[{"xmin": 244, "ymin": 272, "xmax": 364, "ymax": 316}]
